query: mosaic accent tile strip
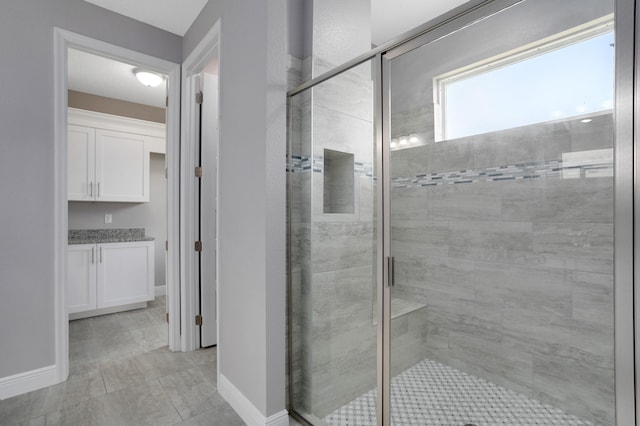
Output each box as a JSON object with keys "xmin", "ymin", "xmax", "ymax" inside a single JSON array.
[
  {"xmin": 392, "ymin": 160, "xmax": 613, "ymax": 189},
  {"xmin": 324, "ymin": 358, "xmax": 597, "ymax": 426},
  {"xmin": 287, "ymin": 155, "xmax": 374, "ymax": 177},
  {"xmin": 288, "ymin": 155, "xmax": 312, "ymax": 173},
  {"xmin": 287, "ymin": 154, "xmax": 612, "ymax": 188}
]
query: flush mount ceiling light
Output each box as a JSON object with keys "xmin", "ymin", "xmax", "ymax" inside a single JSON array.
[{"xmin": 133, "ymin": 68, "xmax": 164, "ymax": 87}]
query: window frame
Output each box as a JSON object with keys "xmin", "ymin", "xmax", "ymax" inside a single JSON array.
[{"xmin": 433, "ymin": 15, "xmax": 615, "ymax": 142}]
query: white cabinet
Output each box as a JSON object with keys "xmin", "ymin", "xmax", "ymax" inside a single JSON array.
[
  {"xmin": 68, "ymin": 126, "xmax": 96, "ymax": 201},
  {"xmin": 97, "ymin": 241, "xmax": 154, "ymax": 308},
  {"xmin": 67, "ymin": 244, "xmax": 97, "ymax": 314},
  {"xmin": 67, "ymin": 241, "xmax": 154, "ymax": 316},
  {"xmin": 95, "ymin": 129, "xmax": 149, "ymax": 202},
  {"xmin": 68, "ymin": 108, "xmax": 165, "ymax": 203}
]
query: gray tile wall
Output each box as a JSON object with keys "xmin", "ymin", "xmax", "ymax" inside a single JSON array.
[{"xmin": 390, "ymin": 113, "xmax": 614, "ymax": 425}]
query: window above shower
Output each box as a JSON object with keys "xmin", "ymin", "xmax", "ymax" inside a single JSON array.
[{"xmin": 432, "ymin": 16, "xmax": 614, "ymax": 142}]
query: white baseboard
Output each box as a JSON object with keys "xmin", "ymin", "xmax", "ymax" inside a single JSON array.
[
  {"xmin": 154, "ymin": 285, "xmax": 166, "ymax": 297},
  {"xmin": 69, "ymin": 301, "xmax": 147, "ymax": 320},
  {"xmin": 218, "ymin": 374, "xmax": 289, "ymax": 426},
  {"xmin": 0, "ymin": 365, "xmax": 58, "ymax": 400},
  {"xmin": 265, "ymin": 410, "xmax": 290, "ymax": 426}
]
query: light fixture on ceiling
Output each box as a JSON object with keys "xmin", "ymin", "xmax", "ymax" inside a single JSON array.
[{"xmin": 133, "ymin": 68, "xmax": 164, "ymax": 87}]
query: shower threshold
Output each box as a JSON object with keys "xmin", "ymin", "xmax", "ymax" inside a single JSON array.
[{"xmin": 324, "ymin": 358, "xmax": 598, "ymax": 426}]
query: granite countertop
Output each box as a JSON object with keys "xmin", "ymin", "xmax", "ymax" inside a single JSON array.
[{"xmin": 69, "ymin": 228, "xmax": 154, "ymax": 245}]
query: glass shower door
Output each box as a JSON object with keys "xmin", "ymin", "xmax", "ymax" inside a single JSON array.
[
  {"xmin": 385, "ymin": 0, "xmax": 616, "ymax": 425},
  {"xmin": 288, "ymin": 58, "xmax": 380, "ymax": 425}
]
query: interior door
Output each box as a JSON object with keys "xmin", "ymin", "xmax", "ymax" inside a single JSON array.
[
  {"xmin": 384, "ymin": 0, "xmax": 617, "ymax": 425},
  {"xmin": 197, "ymin": 67, "xmax": 219, "ymax": 348}
]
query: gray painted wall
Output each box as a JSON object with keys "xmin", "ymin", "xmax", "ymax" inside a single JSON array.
[
  {"xmin": 288, "ymin": 0, "xmax": 312, "ymax": 59},
  {"xmin": 184, "ymin": 0, "xmax": 288, "ymax": 418},
  {"xmin": 0, "ymin": 0, "xmax": 180, "ymax": 378},
  {"xmin": 68, "ymin": 153, "xmax": 167, "ymax": 287}
]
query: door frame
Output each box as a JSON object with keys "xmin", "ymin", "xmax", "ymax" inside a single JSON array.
[
  {"xmin": 180, "ymin": 21, "xmax": 221, "ymax": 352},
  {"xmin": 53, "ymin": 28, "xmax": 182, "ymax": 382},
  {"xmin": 286, "ymin": 0, "xmax": 638, "ymax": 424}
]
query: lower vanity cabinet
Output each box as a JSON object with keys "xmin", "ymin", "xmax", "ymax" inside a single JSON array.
[
  {"xmin": 67, "ymin": 241, "xmax": 154, "ymax": 315},
  {"xmin": 67, "ymin": 244, "xmax": 97, "ymax": 314}
]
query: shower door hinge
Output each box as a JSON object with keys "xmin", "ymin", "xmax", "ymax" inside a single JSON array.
[
  {"xmin": 195, "ymin": 166, "xmax": 203, "ymax": 178},
  {"xmin": 195, "ymin": 314, "xmax": 203, "ymax": 326},
  {"xmin": 166, "ymin": 313, "xmax": 169, "ymax": 323},
  {"xmin": 165, "ymin": 168, "xmax": 168, "ymax": 179},
  {"xmin": 165, "ymin": 96, "xmax": 169, "ymax": 107},
  {"xmin": 165, "ymin": 240, "xmax": 168, "ymax": 251},
  {"xmin": 194, "ymin": 241, "xmax": 203, "ymax": 252},
  {"xmin": 195, "ymin": 91, "xmax": 203, "ymax": 104}
]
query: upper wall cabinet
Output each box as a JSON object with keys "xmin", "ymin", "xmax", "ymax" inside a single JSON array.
[{"xmin": 68, "ymin": 108, "xmax": 166, "ymax": 202}]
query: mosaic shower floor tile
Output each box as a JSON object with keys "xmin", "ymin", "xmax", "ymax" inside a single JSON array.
[{"xmin": 324, "ymin": 358, "xmax": 597, "ymax": 426}]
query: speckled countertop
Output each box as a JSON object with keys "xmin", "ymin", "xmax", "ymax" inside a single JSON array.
[{"xmin": 68, "ymin": 228, "xmax": 154, "ymax": 245}]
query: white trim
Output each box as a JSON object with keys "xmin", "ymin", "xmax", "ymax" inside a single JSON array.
[
  {"xmin": 154, "ymin": 285, "xmax": 167, "ymax": 296},
  {"xmin": 181, "ymin": 21, "xmax": 221, "ymax": 352},
  {"xmin": 0, "ymin": 365, "xmax": 57, "ymax": 400},
  {"xmin": 165, "ymin": 46, "xmax": 182, "ymax": 354},
  {"xmin": 218, "ymin": 374, "xmax": 290, "ymax": 426},
  {"xmin": 265, "ymin": 410, "xmax": 291, "ymax": 426},
  {"xmin": 53, "ymin": 27, "xmax": 70, "ymax": 387},
  {"xmin": 68, "ymin": 108, "xmax": 166, "ymax": 138},
  {"xmin": 54, "ymin": 27, "xmax": 182, "ymax": 395}
]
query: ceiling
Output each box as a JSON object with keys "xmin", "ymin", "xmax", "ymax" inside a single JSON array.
[
  {"xmin": 71, "ymin": 0, "xmax": 469, "ymax": 107},
  {"xmin": 83, "ymin": 0, "xmax": 208, "ymax": 36},
  {"xmin": 371, "ymin": 0, "xmax": 470, "ymax": 46},
  {"xmin": 68, "ymin": 48, "xmax": 166, "ymax": 108}
]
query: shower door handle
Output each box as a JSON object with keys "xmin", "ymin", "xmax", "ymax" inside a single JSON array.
[{"xmin": 386, "ymin": 256, "xmax": 395, "ymax": 288}]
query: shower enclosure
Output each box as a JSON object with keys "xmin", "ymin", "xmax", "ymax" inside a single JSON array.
[{"xmin": 287, "ymin": 0, "xmax": 635, "ymax": 425}]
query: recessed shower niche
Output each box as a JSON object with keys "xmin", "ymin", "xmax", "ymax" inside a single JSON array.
[{"xmin": 323, "ymin": 149, "xmax": 355, "ymax": 214}]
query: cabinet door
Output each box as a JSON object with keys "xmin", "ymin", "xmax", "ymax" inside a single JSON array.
[
  {"xmin": 68, "ymin": 125, "xmax": 95, "ymax": 201},
  {"xmin": 95, "ymin": 129, "xmax": 150, "ymax": 202},
  {"xmin": 67, "ymin": 244, "xmax": 97, "ymax": 314},
  {"xmin": 97, "ymin": 241, "xmax": 154, "ymax": 309}
]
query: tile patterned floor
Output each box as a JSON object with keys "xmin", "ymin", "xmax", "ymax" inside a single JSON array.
[
  {"xmin": 0, "ymin": 297, "xmax": 245, "ymax": 426},
  {"xmin": 325, "ymin": 358, "xmax": 597, "ymax": 426}
]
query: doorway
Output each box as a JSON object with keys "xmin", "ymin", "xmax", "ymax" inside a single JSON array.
[
  {"xmin": 195, "ymin": 57, "xmax": 219, "ymax": 348},
  {"xmin": 54, "ymin": 28, "xmax": 181, "ymax": 382},
  {"xmin": 180, "ymin": 23, "xmax": 220, "ymax": 352},
  {"xmin": 287, "ymin": 0, "xmax": 636, "ymax": 425},
  {"xmin": 65, "ymin": 46, "xmax": 171, "ymax": 359}
]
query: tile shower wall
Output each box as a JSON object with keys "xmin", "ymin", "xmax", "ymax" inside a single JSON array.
[{"xmin": 390, "ymin": 112, "xmax": 614, "ymax": 425}]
